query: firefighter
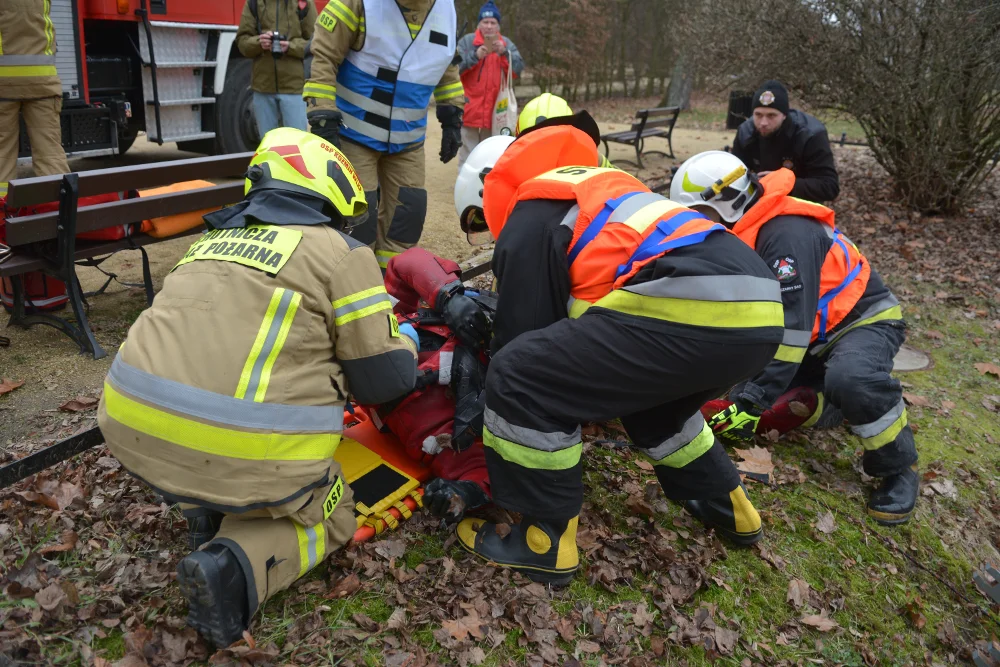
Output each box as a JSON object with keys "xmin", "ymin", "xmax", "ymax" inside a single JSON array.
[
  {"xmin": 0, "ymin": 0, "xmax": 70, "ymax": 199},
  {"xmin": 516, "ymin": 93, "xmax": 614, "ymax": 169},
  {"xmin": 671, "ymin": 151, "xmax": 919, "ymax": 525},
  {"xmin": 304, "ymin": 0, "xmax": 465, "ymax": 269},
  {"xmin": 97, "ymin": 128, "xmax": 419, "ymax": 647},
  {"xmin": 450, "ymin": 115, "xmax": 787, "ymax": 585}
]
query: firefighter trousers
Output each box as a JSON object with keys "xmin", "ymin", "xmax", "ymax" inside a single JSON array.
[
  {"xmin": 187, "ymin": 468, "xmax": 357, "ymax": 616},
  {"xmin": 791, "ymin": 319, "xmax": 918, "ymax": 477},
  {"xmin": 0, "ymin": 97, "xmax": 69, "ymax": 196},
  {"xmin": 339, "ymin": 140, "xmax": 426, "ymax": 270},
  {"xmin": 482, "ymin": 309, "xmax": 780, "ymax": 521}
]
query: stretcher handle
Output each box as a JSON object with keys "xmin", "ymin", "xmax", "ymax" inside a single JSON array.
[{"xmin": 351, "ymin": 489, "xmax": 423, "ymax": 543}]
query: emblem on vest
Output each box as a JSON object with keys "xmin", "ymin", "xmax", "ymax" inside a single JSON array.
[{"xmin": 772, "ymin": 256, "xmax": 798, "ymax": 282}]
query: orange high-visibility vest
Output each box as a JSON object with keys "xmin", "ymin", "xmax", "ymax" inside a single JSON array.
[{"xmin": 732, "ymin": 169, "xmax": 870, "ymax": 341}]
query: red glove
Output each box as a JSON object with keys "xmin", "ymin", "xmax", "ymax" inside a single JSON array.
[{"xmin": 384, "ymin": 247, "xmax": 462, "ymax": 312}]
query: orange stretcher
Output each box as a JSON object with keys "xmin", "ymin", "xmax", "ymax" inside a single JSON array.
[{"xmin": 337, "ymin": 407, "xmax": 433, "ymax": 543}]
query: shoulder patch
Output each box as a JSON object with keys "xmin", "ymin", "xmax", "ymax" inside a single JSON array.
[{"xmin": 771, "ymin": 255, "xmax": 799, "ymax": 283}]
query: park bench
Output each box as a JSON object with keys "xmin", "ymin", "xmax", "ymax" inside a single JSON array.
[
  {"xmin": 600, "ymin": 106, "xmax": 680, "ymax": 169},
  {"xmin": 0, "ymin": 154, "xmax": 253, "ymax": 359}
]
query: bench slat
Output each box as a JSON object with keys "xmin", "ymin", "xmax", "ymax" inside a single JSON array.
[
  {"xmin": 6, "ymin": 153, "xmax": 253, "ymax": 208},
  {"xmin": 5, "ymin": 183, "xmax": 244, "ymax": 246}
]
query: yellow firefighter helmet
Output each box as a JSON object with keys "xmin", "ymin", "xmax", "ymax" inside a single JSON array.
[{"xmin": 516, "ymin": 93, "xmax": 574, "ymax": 135}]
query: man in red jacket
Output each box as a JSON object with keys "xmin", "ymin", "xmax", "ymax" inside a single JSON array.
[{"xmin": 455, "ymin": 2, "xmax": 524, "ymax": 167}]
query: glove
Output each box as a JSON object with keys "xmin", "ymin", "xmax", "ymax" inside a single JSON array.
[
  {"xmin": 438, "ymin": 283, "xmax": 490, "ymax": 349},
  {"xmin": 423, "ymin": 478, "xmax": 489, "ymax": 522},
  {"xmin": 436, "ymin": 105, "xmax": 463, "ymax": 163},
  {"xmin": 707, "ymin": 400, "xmax": 764, "ymax": 445},
  {"xmin": 308, "ymin": 109, "xmax": 343, "ymax": 149},
  {"xmin": 398, "ymin": 323, "xmax": 420, "ymax": 351}
]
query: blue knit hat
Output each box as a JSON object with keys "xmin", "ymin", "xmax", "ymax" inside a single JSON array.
[{"xmin": 478, "ymin": 1, "xmax": 501, "ymax": 23}]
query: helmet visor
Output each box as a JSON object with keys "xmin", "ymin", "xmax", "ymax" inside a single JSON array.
[{"xmin": 461, "ymin": 206, "xmax": 492, "ymax": 246}]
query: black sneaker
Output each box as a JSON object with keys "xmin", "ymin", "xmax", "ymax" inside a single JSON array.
[{"xmin": 176, "ymin": 542, "xmax": 251, "ymax": 648}]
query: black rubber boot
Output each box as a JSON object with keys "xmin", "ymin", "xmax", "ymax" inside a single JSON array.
[
  {"xmin": 176, "ymin": 542, "xmax": 252, "ymax": 648},
  {"xmin": 684, "ymin": 484, "xmax": 763, "ymax": 546},
  {"xmin": 184, "ymin": 508, "xmax": 224, "ymax": 551},
  {"xmin": 867, "ymin": 465, "xmax": 919, "ymax": 525},
  {"xmin": 456, "ymin": 515, "xmax": 579, "ymax": 586}
]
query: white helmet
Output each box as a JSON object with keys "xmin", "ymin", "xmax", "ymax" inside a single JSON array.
[
  {"xmin": 455, "ymin": 135, "xmax": 515, "ymax": 238},
  {"xmin": 670, "ymin": 150, "xmax": 759, "ymax": 224}
]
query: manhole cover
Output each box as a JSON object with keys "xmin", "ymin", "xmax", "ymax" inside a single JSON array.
[{"xmin": 893, "ymin": 345, "xmax": 932, "ymax": 372}]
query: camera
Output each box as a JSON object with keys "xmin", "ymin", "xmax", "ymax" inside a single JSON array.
[{"xmin": 270, "ymin": 31, "xmax": 286, "ymax": 58}]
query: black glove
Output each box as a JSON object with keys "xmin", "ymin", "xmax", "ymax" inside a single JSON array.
[
  {"xmin": 308, "ymin": 109, "xmax": 343, "ymax": 149},
  {"xmin": 438, "ymin": 282, "xmax": 490, "ymax": 349},
  {"xmin": 436, "ymin": 105, "xmax": 463, "ymax": 164},
  {"xmin": 423, "ymin": 478, "xmax": 489, "ymax": 522}
]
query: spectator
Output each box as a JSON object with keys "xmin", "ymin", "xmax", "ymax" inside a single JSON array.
[
  {"xmin": 236, "ymin": 0, "xmax": 317, "ymax": 135},
  {"xmin": 455, "ymin": 1, "xmax": 524, "ymax": 167},
  {"xmin": 731, "ymin": 80, "xmax": 840, "ymax": 203}
]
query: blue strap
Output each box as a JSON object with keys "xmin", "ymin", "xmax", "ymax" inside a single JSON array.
[
  {"xmin": 815, "ymin": 230, "xmax": 863, "ymax": 341},
  {"xmin": 615, "ymin": 211, "xmax": 724, "ymax": 280},
  {"xmin": 566, "ymin": 192, "xmax": 642, "ymax": 266}
]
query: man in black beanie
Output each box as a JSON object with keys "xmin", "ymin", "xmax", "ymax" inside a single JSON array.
[{"xmin": 731, "ymin": 80, "xmax": 840, "ymax": 203}]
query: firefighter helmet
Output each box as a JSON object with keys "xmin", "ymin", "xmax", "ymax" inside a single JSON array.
[
  {"xmin": 245, "ymin": 128, "xmax": 368, "ymax": 228},
  {"xmin": 670, "ymin": 150, "xmax": 760, "ymax": 224},
  {"xmin": 516, "ymin": 93, "xmax": 574, "ymax": 135},
  {"xmin": 455, "ymin": 135, "xmax": 515, "ymax": 237}
]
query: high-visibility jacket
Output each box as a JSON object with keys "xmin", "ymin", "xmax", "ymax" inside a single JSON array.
[
  {"xmin": 0, "ymin": 0, "xmax": 62, "ymax": 99},
  {"xmin": 97, "ymin": 219, "xmax": 417, "ymax": 514},
  {"xmin": 732, "ymin": 169, "xmax": 871, "ymax": 342},
  {"xmin": 484, "ymin": 126, "xmax": 784, "ymax": 331}
]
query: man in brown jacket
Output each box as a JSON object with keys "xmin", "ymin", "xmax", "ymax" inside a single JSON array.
[
  {"xmin": 0, "ymin": 0, "xmax": 70, "ymax": 199},
  {"xmin": 98, "ymin": 128, "xmax": 418, "ymax": 647},
  {"xmin": 236, "ymin": 0, "xmax": 318, "ymax": 134},
  {"xmin": 303, "ymin": 0, "xmax": 464, "ymax": 269}
]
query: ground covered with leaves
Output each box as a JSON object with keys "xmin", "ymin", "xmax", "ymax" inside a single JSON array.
[{"xmin": 2, "ymin": 148, "xmax": 1000, "ymax": 666}]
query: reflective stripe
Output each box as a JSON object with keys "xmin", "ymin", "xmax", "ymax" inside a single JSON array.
[
  {"xmin": 623, "ymin": 275, "xmax": 781, "ymax": 303},
  {"xmin": 644, "ymin": 412, "xmax": 705, "ymax": 460},
  {"xmin": 484, "ymin": 407, "xmax": 581, "ymax": 452},
  {"xmin": 433, "ymin": 82, "xmax": 464, "ymax": 102},
  {"xmin": 801, "ymin": 392, "xmax": 825, "ymax": 428},
  {"xmin": 649, "ymin": 422, "xmax": 715, "ymax": 469},
  {"xmin": 108, "ymin": 356, "xmax": 344, "ymax": 433},
  {"xmin": 559, "ymin": 204, "xmax": 580, "ymax": 229},
  {"xmin": 296, "ymin": 522, "xmax": 327, "ymax": 577},
  {"xmin": 375, "ymin": 249, "xmax": 400, "ymax": 269},
  {"xmin": 576, "ymin": 290, "xmax": 784, "ymax": 329},
  {"xmin": 43, "ymin": 0, "xmax": 55, "ymax": 55},
  {"xmin": 104, "ymin": 383, "xmax": 341, "ymax": 461},
  {"xmin": 336, "ymin": 85, "xmax": 427, "ymax": 122},
  {"xmin": 303, "ymin": 82, "xmax": 337, "ymax": 101},
  {"xmin": 0, "ymin": 65, "xmax": 58, "ymax": 77},
  {"xmin": 607, "ymin": 192, "xmax": 666, "ymax": 224},
  {"xmin": 341, "ymin": 112, "xmax": 426, "ymax": 146},
  {"xmin": 810, "ymin": 297, "xmax": 902, "ymax": 356},
  {"xmin": 774, "ymin": 344, "xmax": 807, "ymax": 363},
  {"xmin": 333, "ymin": 285, "xmax": 393, "ymax": 324},
  {"xmin": 437, "ymin": 350, "xmax": 453, "ymax": 385},
  {"xmin": 782, "ymin": 328, "xmax": 813, "ymax": 347},
  {"xmin": 850, "ymin": 399, "xmax": 906, "ymax": 441},
  {"xmin": 323, "ymin": 0, "xmax": 358, "ymax": 31},
  {"xmin": 0, "ymin": 55, "xmax": 57, "ymax": 66},
  {"xmin": 236, "ymin": 288, "xmax": 301, "ymax": 402},
  {"xmin": 484, "ymin": 426, "xmax": 582, "ymax": 471},
  {"xmin": 0, "ymin": 183, "xmax": 7, "ymax": 198}
]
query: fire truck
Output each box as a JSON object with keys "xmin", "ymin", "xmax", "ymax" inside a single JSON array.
[{"xmin": 18, "ymin": 0, "xmax": 324, "ymax": 162}]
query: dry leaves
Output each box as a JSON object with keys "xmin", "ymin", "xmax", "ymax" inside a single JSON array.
[
  {"xmin": 38, "ymin": 529, "xmax": 79, "ymax": 555},
  {"xmin": 59, "ymin": 396, "xmax": 99, "ymax": 412},
  {"xmin": 902, "ymin": 393, "xmax": 931, "ymax": 407},
  {"xmin": 815, "ymin": 511, "xmax": 837, "ymax": 534},
  {"xmin": 440, "ymin": 609, "xmax": 485, "ymax": 641},
  {"xmin": 975, "ymin": 362, "xmax": 1000, "ymax": 378},
  {"xmin": 734, "ymin": 445, "xmax": 775, "ymax": 477},
  {"xmin": 787, "ymin": 578, "xmax": 811, "ymax": 609},
  {"xmin": 14, "ymin": 476, "xmax": 84, "ymax": 511},
  {"xmin": 326, "ymin": 573, "xmax": 362, "ymax": 598},
  {"xmin": 801, "ymin": 613, "xmax": 839, "ymax": 632},
  {"xmin": 0, "ymin": 377, "xmax": 25, "ymax": 395}
]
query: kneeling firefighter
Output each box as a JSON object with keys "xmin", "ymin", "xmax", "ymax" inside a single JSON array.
[
  {"xmin": 672, "ymin": 151, "xmax": 919, "ymax": 525},
  {"xmin": 97, "ymin": 128, "xmax": 418, "ymax": 647},
  {"xmin": 450, "ymin": 115, "xmax": 787, "ymax": 585}
]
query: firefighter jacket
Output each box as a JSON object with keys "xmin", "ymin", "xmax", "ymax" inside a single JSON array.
[
  {"xmin": 0, "ymin": 0, "xmax": 62, "ymax": 99},
  {"xmin": 483, "ymin": 126, "xmax": 785, "ymax": 353},
  {"xmin": 236, "ymin": 0, "xmax": 317, "ymax": 95},
  {"xmin": 729, "ymin": 169, "xmax": 901, "ymax": 410},
  {"xmin": 97, "ymin": 207, "xmax": 417, "ymax": 514},
  {"xmin": 732, "ymin": 109, "xmax": 840, "ymax": 203},
  {"xmin": 304, "ymin": 0, "xmax": 465, "ymax": 154}
]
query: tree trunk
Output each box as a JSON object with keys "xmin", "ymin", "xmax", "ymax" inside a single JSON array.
[{"xmin": 663, "ymin": 55, "xmax": 693, "ymax": 110}]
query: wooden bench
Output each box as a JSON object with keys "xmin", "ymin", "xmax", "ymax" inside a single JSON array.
[
  {"xmin": 601, "ymin": 106, "xmax": 680, "ymax": 169},
  {"xmin": 1, "ymin": 154, "xmax": 252, "ymax": 359}
]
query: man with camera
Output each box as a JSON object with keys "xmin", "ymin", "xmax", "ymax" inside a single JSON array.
[{"xmin": 236, "ymin": 0, "xmax": 318, "ymax": 135}]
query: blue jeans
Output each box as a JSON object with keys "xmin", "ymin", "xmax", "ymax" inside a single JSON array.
[{"xmin": 253, "ymin": 92, "xmax": 308, "ymax": 135}]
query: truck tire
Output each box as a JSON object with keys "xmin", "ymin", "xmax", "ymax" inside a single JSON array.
[{"xmin": 216, "ymin": 58, "xmax": 260, "ymax": 154}]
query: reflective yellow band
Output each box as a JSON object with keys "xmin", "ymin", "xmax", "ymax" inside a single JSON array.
[
  {"xmin": 104, "ymin": 383, "xmax": 341, "ymax": 461},
  {"xmin": 0, "ymin": 65, "xmax": 58, "ymax": 77},
  {"xmin": 859, "ymin": 409, "xmax": 907, "ymax": 450},
  {"xmin": 303, "ymin": 82, "xmax": 337, "ymax": 100},
  {"xmin": 322, "ymin": 0, "xmax": 358, "ymax": 31},
  {"xmin": 333, "ymin": 284, "xmax": 393, "ymax": 325},
  {"xmin": 801, "ymin": 392, "xmax": 825, "ymax": 428},
  {"xmin": 0, "ymin": 183, "xmax": 8, "ymax": 197},
  {"xmin": 774, "ymin": 344, "xmax": 808, "ymax": 363},
  {"xmin": 295, "ymin": 522, "xmax": 326, "ymax": 577},
  {"xmin": 44, "ymin": 0, "xmax": 55, "ymax": 55},
  {"xmin": 375, "ymin": 249, "xmax": 400, "ymax": 269},
  {"xmin": 483, "ymin": 427, "xmax": 582, "ymax": 471},
  {"xmin": 408, "ymin": 23, "xmax": 421, "ymax": 39},
  {"xmin": 434, "ymin": 82, "xmax": 465, "ymax": 102},
  {"xmin": 338, "ymin": 300, "xmax": 392, "ymax": 325},
  {"xmin": 256, "ymin": 291, "xmax": 301, "ymax": 401},
  {"xmin": 571, "ymin": 290, "xmax": 784, "ymax": 329},
  {"xmin": 649, "ymin": 422, "xmax": 714, "ymax": 468},
  {"xmin": 812, "ymin": 305, "xmax": 903, "ymax": 356},
  {"xmin": 332, "ymin": 284, "xmax": 384, "ymax": 309},
  {"xmin": 236, "ymin": 288, "xmax": 301, "ymax": 401}
]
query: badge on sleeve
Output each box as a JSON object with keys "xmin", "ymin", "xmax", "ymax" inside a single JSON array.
[{"xmin": 772, "ymin": 256, "xmax": 798, "ymax": 282}]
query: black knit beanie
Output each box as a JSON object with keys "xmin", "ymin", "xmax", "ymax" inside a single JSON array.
[{"xmin": 753, "ymin": 80, "xmax": 789, "ymax": 115}]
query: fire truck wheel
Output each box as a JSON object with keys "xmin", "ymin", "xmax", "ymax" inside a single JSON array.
[{"xmin": 216, "ymin": 58, "xmax": 260, "ymax": 154}]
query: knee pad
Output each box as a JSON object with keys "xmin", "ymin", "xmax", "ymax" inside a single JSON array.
[
  {"xmin": 351, "ymin": 190, "xmax": 380, "ymax": 246},
  {"xmin": 387, "ymin": 187, "xmax": 427, "ymax": 245}
]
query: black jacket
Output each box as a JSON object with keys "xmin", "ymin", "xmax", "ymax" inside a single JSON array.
[{"xmin": 732, "ymin": 109, "xmax": 840, "ymax": 203}]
